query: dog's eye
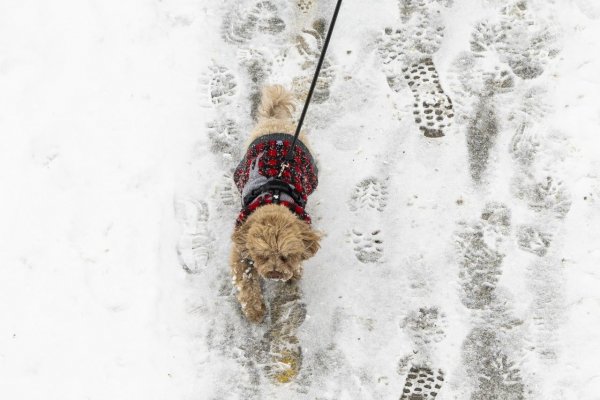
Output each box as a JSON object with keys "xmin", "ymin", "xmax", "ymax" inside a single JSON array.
[
  {"xmin": 279, "ymin": 255, "xmax": 288, "ymax": 262},
  {"xmin": 254, "ymin": 255, "xmax": 267, "ymax": 262}
]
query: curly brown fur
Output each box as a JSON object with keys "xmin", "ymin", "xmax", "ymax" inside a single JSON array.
[
  {"xmin": 231, "ymin": 85, "xmax": 321, "ymax": 323},
  {"xmin": 231, "ymin": 205, "xmax": 320, "ymax": 322},
  {"xmin": 248, "ymin": 84, "xmax": 310, "ymax": 146},
  {"xmin": 257, "ymin": 84, "xmax": 296, "ymax": 120}
]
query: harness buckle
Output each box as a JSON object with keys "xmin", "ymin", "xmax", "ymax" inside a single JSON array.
[{"xmin": 277, "ymin": 161, "xmax": 290, "ymax": 179}]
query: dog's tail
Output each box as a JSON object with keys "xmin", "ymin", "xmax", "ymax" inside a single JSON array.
[{"xmin": 258, "ymin": 85, "xmax": 296, "ymax": 120}]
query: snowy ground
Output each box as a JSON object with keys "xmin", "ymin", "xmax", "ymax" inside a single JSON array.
[{"xmin": 2, "ymin": 0, "xmax": 600, "ymax": 399}]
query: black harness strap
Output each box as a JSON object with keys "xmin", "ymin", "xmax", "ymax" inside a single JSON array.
[{"xmin": 243, "ymin": 179, "xmax": 306, "ymax": 208}]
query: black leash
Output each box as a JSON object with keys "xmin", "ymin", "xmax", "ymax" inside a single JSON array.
[{"xmin": 282, "ymin": 0, "xmax": 343, "ymax": 166}]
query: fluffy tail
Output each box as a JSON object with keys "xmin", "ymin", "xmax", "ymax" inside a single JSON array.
[{"xmin": 258, "ymin": 85, "xmax": 296, "ymax": 120}]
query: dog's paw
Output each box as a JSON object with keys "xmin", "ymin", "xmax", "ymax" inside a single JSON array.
[{"xmin": 243, "ymin": 300, "xmax": 267, "ymax": 324}]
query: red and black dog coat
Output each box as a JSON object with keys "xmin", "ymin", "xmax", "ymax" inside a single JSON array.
[{"xmin": 234, "ymin": 133, "xmax": 318, "ymax": 225}]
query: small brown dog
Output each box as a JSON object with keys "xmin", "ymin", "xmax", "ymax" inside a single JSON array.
[{"xmin": 230, "ymin": 85, "xmax": 321, "ymax": 323}]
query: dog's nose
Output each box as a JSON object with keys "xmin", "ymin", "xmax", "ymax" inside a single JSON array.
[{"xmin": 265, "ymin": 271, "xmax": 284, "ymax": 280}]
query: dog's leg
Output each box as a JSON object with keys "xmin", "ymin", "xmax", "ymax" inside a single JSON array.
[{"xmin": 230, "ymin": 246, "xmax": 266, "ymax": 323}]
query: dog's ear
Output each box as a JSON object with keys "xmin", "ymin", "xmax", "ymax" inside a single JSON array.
[
  {"xmin": 300, "ymin": 224, "xmax": 321, "ymax": 260},
  {"xmin": 232, "ymin": 223, "xmax": 250, "ymax": 250}
]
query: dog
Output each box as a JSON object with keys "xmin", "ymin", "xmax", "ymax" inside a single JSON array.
[{"xmin": 229, "ymin": 85, "xmax": 321, "ymax": 323}]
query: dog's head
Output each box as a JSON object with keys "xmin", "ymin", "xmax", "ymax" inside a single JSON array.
[{"xmin": 233, "ymin": 204, "xmax": 320, "ymax": 281}]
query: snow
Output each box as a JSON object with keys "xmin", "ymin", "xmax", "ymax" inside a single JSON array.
[{"xmin": 1, "ymin": 0, "xmax": 599, "ymax": 399}]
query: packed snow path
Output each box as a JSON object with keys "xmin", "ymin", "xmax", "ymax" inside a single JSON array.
[{"xmin": 2, "ymin": 0, "xmax": 600, "ymax": 399}]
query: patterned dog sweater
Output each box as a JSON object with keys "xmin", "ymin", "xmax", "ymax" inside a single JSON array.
[{"xmin": 233, "ymin": 133, "xmax": 318, "ymax": 225}]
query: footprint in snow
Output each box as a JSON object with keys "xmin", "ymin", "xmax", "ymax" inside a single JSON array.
[
  {"xmin": 351, "ymin": 228, "xmax": 384, "ymax": 264},
  {"xmin": 213, "ymin": 172, "xmax": 239, "ymax": 212},
  {"xmin": 454, "ymin": 221, "xmax": 504, "ymax": 310},
  {"xmin": 377, "ymin": 24, "xmax": 454, "ymax": 137},
  {"xmin": 466, "ymin": 94, "xmax": 498, "ymax": 184},
  {"xmin": 207, "ymin": 118, "xmax": 242, "ymax": 166},
  {"xmin": 348, "ymin": 177, "xmax": 389, "ymax": 213},
  {"xmin": 296, "ymin": 0, "xmax": 314, "ymax": 14},
  {"xmin": 221, "ymin": 0, "xmax": 285, "ymax": 45},
  {"xmin": 293, "ymin": 18, "xmax": 336, "ymax": 104},
  {"xmin": 469, "ymin": 1, "xmax": 560, "ymax": 81},
  {"xmin": 513, "ymin": 175, "xmax": 572, "ymax": 220},
  {"xmin": 401, "ymin": 306, "xmax": 447, "ymax": 348},
  {"xmin": 516, "ymin": 224, "xmax": 552, "ymax": 257},
  {"xmin": 400, "ymin": 365, "xmax": 444, "ymax": 400},
  {"xmin": 402, "ymin": 58, "xmax": 454, "ymax": 138},
  {"xmin": 263, "ymin": 281, "xmax": 306, "ymax": 384},
  {"xmin": 174, "ymin": 197, "xmax": 215, "ymax": 273},
  {"xmin": 200, "ymin": 63, "xmax": 238, "ymax": 107},
  {"xmin": 461, "ymin": 327, "xmax": 525, "ymax": 400},
  {"xmin": 237, "ymin": 47, "xmax": 273, "ymax": 120}
]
